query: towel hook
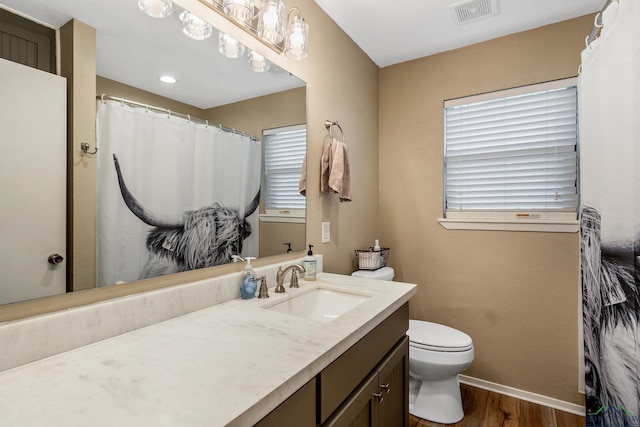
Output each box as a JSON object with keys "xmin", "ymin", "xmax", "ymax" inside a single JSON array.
[
  {"xmin": 80, "ymin": 142, "xmax": 98, "ymax": 155},
  {"xmin": 324, "ymin": 120, "xmax": 345, "ymax": 142}
]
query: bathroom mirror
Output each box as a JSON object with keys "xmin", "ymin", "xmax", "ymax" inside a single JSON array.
[{"xmin": 0, "ymin": 0, "xmax": 306, "ymax": 306}]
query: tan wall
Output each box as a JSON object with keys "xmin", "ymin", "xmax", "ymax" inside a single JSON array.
[
  {"xmin": 97, "ymin": 76, "xmax": 207, "ymax": 118},
  {"xmin": 379, "ymin": 15, "xmax": 593, "ymax": 405},
  {"xmin": 207, "ymin": 87, "xmax": 306, "ymax": 138},
  {"xmin": 60, "ymin": 19, "xmax": 96, "ymax": 293}
]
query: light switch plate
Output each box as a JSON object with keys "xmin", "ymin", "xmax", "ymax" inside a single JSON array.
[{"xmin": 322, "ymin": 222, "xmax": 330, "ymax": 243}]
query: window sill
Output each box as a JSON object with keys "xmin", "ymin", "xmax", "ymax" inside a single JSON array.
[
  {"xmin": 259, "ymin": 213, "xmax": 305, "ymax": 224},
  {"xmin": 438, "ymin": 217, "xmax": 579, "ymax": 233}
]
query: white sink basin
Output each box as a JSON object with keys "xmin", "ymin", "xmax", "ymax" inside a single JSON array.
[{"xmin": 264, "ymin": 288, "xmax": 371, "ymax": 322}]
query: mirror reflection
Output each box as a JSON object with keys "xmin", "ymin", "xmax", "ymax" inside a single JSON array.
[{"xmin": 0, "ymin": 0, "xmax": 306, "ymax": 305}]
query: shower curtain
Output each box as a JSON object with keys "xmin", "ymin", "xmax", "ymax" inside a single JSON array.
[
  {"xmin": 579, "ymin": 1, "xmax": 640, "ymax": 426},
  {"xmin": 96, "ymin": 100, "xmax": 261, "ymax": 286}
]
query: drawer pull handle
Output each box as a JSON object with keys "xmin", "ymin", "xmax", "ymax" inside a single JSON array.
[
  {"xmin": 380, "ymin": 383, "xmax": 391, "ymax": 394},
  {"xmin": 373, "ymin": 392, "xmax": 384, "ymax": 403}
]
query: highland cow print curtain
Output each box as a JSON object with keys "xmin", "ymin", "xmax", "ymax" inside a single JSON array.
[
  {"xmin": 579, "ymin": 1, "xmax": 640, "ymax": 426},
  {"xmin": 96, "ymin": 100, "xmax": 260, "ymax": 286}
]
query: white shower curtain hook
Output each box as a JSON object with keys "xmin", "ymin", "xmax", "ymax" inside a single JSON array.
[
  {"xmin": 594, "ymin": 11, "xmax": 603, "ymax": 29},
  {"xmin": 187, "ymin": 115, "xmax": 191, "ymax": 123},
  {"xmin": 167, "ymin": 109, "xmax": 171, "ymax": 119},
  {"xmin": 101, "ymin": 94, "xmax": 106, "ymax": 103},
  {"xmin": 205, "ymin": 120, "xmax": 209, "ymax": 128}
]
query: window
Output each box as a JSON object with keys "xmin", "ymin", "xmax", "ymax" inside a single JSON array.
[
  {"xmin": 440, "ymin": 78, "xmax": 579, "ymax": 232},
  {"xmin": 261, "ymin": 124, "xmax": 306, "ymax": 222}
]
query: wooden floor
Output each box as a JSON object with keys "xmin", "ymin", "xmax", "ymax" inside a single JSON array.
[{"xmin": 409, "ymin": 384, "xmax": 585, "ymax": 427}]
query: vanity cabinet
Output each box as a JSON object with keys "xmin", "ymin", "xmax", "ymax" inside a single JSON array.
[
  {"xmin": 319, "ymin": 303, "xmax": 409, "ymax": 426},
  {"xmin": 322, "ymin": 337, "xmax": 409, "ymax": 427},
  {"xmin": 254, "ymin": 303, "xmax": 409, "ymax": 427}
]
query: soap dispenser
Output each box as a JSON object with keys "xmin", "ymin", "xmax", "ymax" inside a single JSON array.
[
  {"xmin": 303, "ymin": 245, "xmax": 317, "ymax": 281},
  {"xmin": 240, "ymin": 257, "xmax": 257, "ymax": 299}
]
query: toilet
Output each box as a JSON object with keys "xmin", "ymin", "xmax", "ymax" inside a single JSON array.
[{"xmin": 351, "ymin": 267, "xmax": 474, "ymax": 424}]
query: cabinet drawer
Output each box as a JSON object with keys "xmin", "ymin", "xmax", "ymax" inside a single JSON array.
[{"xmin": 318, "ymin": 303, "xmax": 409, "ymax": 423}]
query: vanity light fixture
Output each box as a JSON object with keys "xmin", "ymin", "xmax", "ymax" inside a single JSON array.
[
  {"xmin": 196, "ymin": 0, "xmax": 310, "ymax": 61},
  {"xmin": 219, "ymin": 32, "xmax": 246, "ymax": 58},
  {"xmin": 138, "ymin": 0, "xmax": 173, "ymax": 18},
  {"xmin": 247, "ymin": 50, "xmax": 270, "ymax": 72},
  {"xmin": 284, "ymin": 8, "xmax": 308, "ymax": 60},
  {"xmin": 222, "ymin": 0, "xmax": 254, "ymax": 25},
  {"xmin": 181, "ymin": 10, "xmax": 214, "ymax": 40},
  {"xmin": 257, "ymin": 0, "xmax": 285, "ymax": 44}
]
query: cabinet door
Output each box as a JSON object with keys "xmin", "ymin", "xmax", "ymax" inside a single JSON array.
[
  {"xmin": 377, "ymin": 336, "xmax": 409, "ymax": 427},
  {"xmin": 322, "ymin": 372, "xmax": 379, "ymax": 427}
]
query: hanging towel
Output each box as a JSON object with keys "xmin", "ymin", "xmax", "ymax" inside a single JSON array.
[
  {"xmin": 321, "ymin": 138, "xmax": 352, "ymax": 202},
  {"xmin": 299, "ymin": 154, "xmax": 307, "ymax": 196}
]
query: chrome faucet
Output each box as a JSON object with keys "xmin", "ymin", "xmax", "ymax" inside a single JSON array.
[{"xmin": 274, "ymin": 264, "xmax": 306, "ymax": 293}]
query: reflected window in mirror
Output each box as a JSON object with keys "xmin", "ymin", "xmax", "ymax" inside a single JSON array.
[{"xmin": 261, "ymin": 124, "xmax": 306, "ymax": 222}]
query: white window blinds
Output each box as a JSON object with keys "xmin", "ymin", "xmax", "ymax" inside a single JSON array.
[
  {"xmin": 262, "ymin": 124, "xmax": 307, "ymax": 210},
  {"xmin": 444, "ymin": 81, "xmax": 578, "ymax": 214}
]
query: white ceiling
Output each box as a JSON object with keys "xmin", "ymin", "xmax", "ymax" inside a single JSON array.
[{"xmin": 313, "ymin": 0, "xmax": 605, "ymax": 67}]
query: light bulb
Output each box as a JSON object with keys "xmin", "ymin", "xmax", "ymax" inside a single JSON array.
[
  {"xmin": 223, "ymin": 0, "xmax": 254, "ymax": 25},
  {"xmin": 219, "ymin": 33, "xmax": 246, "ymax": 59},
  {"xmin": 138, "ymin": 0, "xmax": 173, "ymax": 18},
  {"xmin": 181, "ymin": 11, "xmax": 213, "ymax": 40},
  {"xmin": 257, "ymin": 0, "xmax": 284, "ymax": 44},
  {"xmin": 247, "ymin": 50, "xmax": 270, "ymax": 72},
  {"xmin": 284, "ymin": 13, "xmax": 308, "ymax": 61}
]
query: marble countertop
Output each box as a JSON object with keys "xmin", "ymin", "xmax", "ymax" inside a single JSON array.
[{"xmin": 0, "ymin": 273, "xmax": 416, "ymax": 426}]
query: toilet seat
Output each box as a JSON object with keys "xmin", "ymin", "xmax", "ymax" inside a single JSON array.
[{"xmin": 408, "ymin": 320, "xmax": 473, "ymax": 352}]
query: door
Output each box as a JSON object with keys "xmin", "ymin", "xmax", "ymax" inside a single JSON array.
[{"xmin": 0, "ymin": 58, "xmax": 67, "ymax": 305}]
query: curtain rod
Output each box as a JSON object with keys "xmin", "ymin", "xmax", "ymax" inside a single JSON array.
[
  {"xmin": 97, "ymin": 94, "xmax": 257, "ymax": 141},
  {"xmin": 585, "ymin": 0, "xmax": 618, "ymax": 47}
]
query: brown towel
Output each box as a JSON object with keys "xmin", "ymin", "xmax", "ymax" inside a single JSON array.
[
  {"xmin": 299, "ymin": 154, "xmax": 307, "ymax": 196},
  {"xmin": 321, "ymin": 138, "xmax": 352, "ymax": 202}
]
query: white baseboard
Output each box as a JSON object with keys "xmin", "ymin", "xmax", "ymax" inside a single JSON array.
[{"xmin": 458, "ymin": 375, "xmax": 586, "ymax": 416}]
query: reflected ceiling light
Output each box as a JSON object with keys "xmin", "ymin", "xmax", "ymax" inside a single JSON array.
[
  {"xmin": 223, "ymin": 0, "xmax": 254, "ymax": 25},
  {"xmin": 181, "ymin": 11, "xmax": 213, "ymax": 40},
  {"xmin": 284, "ymin": 8, "xmax": 309, "ymax": 61},
  {"xmin": 138, "ymin": 0, "xmax": 173, "ymax": 18},
  {"xmin": 247, "ymin": 50, "xmax": 270, "ymax": 72},
  {"xmin": 257, "ymin": 0, "xmax": 285, "ymax": 44},
  {"xmin": 219, "ymin": 32, "xmax": 246, "ymax": 59},
  {"xmin": 159, "ymin": 75, "xmax": 177, "ymax": 83}
]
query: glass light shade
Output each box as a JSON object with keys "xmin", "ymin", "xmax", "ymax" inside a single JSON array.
[
  {"xmin": 138, "ymin": 0, "xmax": 173, "ymax": 18},
  {"xmin": 181, "ymin": 11, "xmax": 213, "ymax": 40},
  {"xmin": 218, "ymin": 32, "xmax": 246, "ymax": 59},
  {"xmin": 247, "ymin": 50, "xmax": 270, "ymax": 72},
  {"xmin": 284, "ymin": 13, "xmax": 309, "ymax": 61},
  {"xmin": 223, "ymin": 0, "xmax": 254, "ymax": 25},
  {"xmin": 257, "ymin": 0, "xmax": 285, "ymax": 44}
]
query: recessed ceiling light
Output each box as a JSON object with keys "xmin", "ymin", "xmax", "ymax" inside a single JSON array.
[{"xmin": 160, "ymin": 75, "xmax": 177, "ymax": 84}]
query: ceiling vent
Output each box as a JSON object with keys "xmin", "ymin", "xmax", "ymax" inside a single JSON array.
[{"xmin": 450, "ymin": 0, "xmax": 499, "ymax": 25}]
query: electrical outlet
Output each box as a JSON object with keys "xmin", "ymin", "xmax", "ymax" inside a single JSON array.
[{"xmin": 322, "ymin": 222, "xmax": 330, "ymax": 243}]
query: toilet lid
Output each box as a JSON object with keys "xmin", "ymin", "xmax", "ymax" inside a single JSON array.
[{"xmin": 408, "ymin": 320, "xmax": 473, "ymax": 352}]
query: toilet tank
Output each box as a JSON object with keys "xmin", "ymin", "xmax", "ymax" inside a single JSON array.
[{"xmin": 351, "ymin": 266, "xmax": 395, "ymax": 281}]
